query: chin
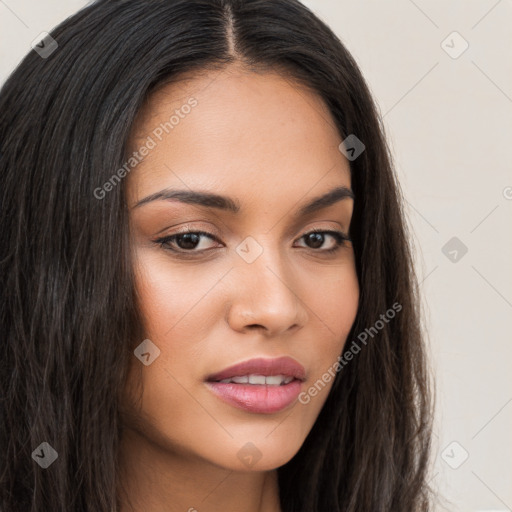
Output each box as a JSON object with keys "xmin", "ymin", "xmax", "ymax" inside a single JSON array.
[{"xmin": 199, "ymin": 435, "xmax": 304, "ymax": 472}]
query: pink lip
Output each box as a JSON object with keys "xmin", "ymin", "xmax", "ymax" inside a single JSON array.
[
  {"xmin": 205, "ymin": 356, "xmax": 306, "ymax": 414},
  {"xmin": 205, "ymin": 356, "xmax": 306, "ymax": 382}
]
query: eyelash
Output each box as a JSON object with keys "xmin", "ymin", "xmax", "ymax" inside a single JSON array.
[{"xmin": 153, "ymin": 228, "xmax": 351, "ymax": 256}]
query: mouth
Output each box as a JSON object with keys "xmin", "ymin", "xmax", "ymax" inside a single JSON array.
[
  {"xmin": 212, "ymin": 374, "xmax": 297, "ymax": 385},
  {"xmin": 205, "ymin": 356, "xmax": 306, "ymax": 414}
]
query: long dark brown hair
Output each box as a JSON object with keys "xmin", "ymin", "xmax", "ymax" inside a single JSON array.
[{"xmin": 0, "ymin": 0, "xmax": 436, "ymax": 510}]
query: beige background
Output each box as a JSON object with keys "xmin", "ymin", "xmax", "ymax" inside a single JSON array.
[{"xmin": 1, "ymin": 1, "xmax": 511, "ymax": 510}]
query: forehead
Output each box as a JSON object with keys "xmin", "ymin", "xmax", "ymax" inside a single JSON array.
[{"xmin": 126, "ymin": 66, "xmax": 351, "ymax": 207}]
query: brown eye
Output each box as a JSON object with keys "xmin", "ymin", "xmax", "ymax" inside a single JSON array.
[
  {"xmin": 173, "ymin": 233, "xmax": 202, "ymax": 250},
  {"xmin": 154, "ymin": 230, "xmax": 220, "ymax": 253},
  {"xmin": 304, "ymin": 232, "xmax": 325, "ymax": 249},
  {"xmin": 296, "ymin": 230, "xmax": 350, "ymax": 254},
  {"xmin": 154, "ymin": 228, "xmax": 350, "ymax": 257}
]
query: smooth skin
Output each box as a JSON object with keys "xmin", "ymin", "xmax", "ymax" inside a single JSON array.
[{"xmin": 118, "ymin": 63, "xmax": 360, "ymax": 512}]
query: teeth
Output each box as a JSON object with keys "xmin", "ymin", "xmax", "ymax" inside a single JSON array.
[
  {"xmin": 249, "ymin": 375, "xmax": 266, "ymax": 385},
  {"xmin": 264, "ymin": 375, "xmax": 283, "ymax": 385},
  {"xmin": 217, "ymin": 374, "xmax": 295, "ymax": 385},
  {"xmin": 232, "ymin": 376, "xmax": 249, "ymax": 384}
]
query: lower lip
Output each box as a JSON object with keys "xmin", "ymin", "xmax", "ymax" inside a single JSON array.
[{"xmin": 205, "ymin": 380, "xmax": 302, "ymax": 414}]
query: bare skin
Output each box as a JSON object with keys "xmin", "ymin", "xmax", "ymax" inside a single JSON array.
[{"xmin": 118, "ymin": 63, "xmax": 359, "ymax": 512}]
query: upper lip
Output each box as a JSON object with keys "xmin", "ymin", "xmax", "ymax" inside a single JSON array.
[{"xmin": 206, "ymin": 356, "xmax": 306, "ymax": 382}]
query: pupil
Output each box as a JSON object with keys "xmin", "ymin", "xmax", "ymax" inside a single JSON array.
[
  {"xmin": 177, "ymin": 233, "xmax": 200, "ymax": 249},
  {"xmin": 307, "ymin": 233, "xmax": 324, "ymax": 249}
]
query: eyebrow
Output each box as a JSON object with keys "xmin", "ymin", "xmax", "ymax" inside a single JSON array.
[{"xmin": 132, "ymin": 185, "xmax": 354, "ymax": 216}]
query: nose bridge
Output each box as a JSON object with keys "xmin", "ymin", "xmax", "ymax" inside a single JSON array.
[
  {"xmin": 235, "ymin": 234, "xmax": 292, "ymax": 295},
  {"xmin": 229, "ymin": 234, "xmax": 308, "ymax": 331}
]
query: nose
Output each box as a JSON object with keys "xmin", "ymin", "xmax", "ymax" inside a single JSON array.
[{"xmin": 225, "ymin": 244, "xmax": 309, "ymax": 337}]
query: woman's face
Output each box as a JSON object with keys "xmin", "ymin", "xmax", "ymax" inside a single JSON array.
[{"xmin": 123, "ymin": 65, "xmax": 359, "ymax": 471}]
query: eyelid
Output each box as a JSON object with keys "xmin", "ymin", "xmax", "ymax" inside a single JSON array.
[
  {"xmin": 153, "ymin": 222, "xmax": 349, "ymax": 243},
  {"xmin": 302, "ymin": 226, "xmax": 351, "ymax": 241},
  {"xmin": 153, "ymin": 222, "xmax": 221, "ymax": 238}
]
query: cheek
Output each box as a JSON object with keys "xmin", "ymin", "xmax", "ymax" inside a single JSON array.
[
  {"xmin": 124, "ymin": 255, "xmax": 223, "ymax": 444},
  {"xmin": 130, "ymin": 251, "xmax": 232, "ymax": 409},
  {"xmin": 133, "ymin": 251, "xmax": 221, "ymax": 342},
  {"xmin": 306, "ymin": 260, "xmax": 360, "ymax": 346},
  {"xmin": 297, "ymin": 262, "xmax": 359, "ymax": 403}
]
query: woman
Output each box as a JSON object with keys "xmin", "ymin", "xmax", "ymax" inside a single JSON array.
[{"xmin": 0, "ymin": 0, "xmax": 435, "ymax": 510}]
